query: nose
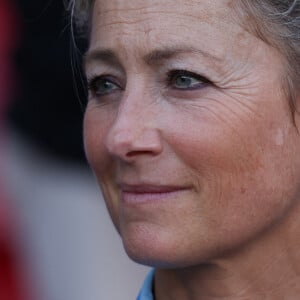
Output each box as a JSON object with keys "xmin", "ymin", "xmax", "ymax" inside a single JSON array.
[{"xmin": 104, "ymin": 95, "xmax": 163, "ymax": 161}]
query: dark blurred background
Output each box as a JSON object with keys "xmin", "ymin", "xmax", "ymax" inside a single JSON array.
[{"xmin": 9, "ymin": 0, "xmax": 87, "ymax": 163}]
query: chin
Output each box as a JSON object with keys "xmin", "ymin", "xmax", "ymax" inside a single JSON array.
[
  {"xmin": 120, "ymin": 224, "xmax": 177, "ymax": 267},
  {"xmin": 124, "ymin": 244, "xmax": 185, "ymax": 269},
  {"xmin": 120, "ymin": 224, "xmax": 210, "ymax": 269},
  {"xmin": 123, "ymin": 243, "xmax": 215, "ymax": 269}
]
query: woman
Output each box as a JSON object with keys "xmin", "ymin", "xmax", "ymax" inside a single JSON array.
[{"xmin": 71, "ymin": 0, "xmax": 300, "ymax": 299}]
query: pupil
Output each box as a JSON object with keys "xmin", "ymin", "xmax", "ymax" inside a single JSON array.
[
  {"xmin": 100, "ymin": 80, "xmax": 112, "ymax": 91},
  {"xmin": 177, "ymin": 76, "xmax": 191, "ymax": 86}
]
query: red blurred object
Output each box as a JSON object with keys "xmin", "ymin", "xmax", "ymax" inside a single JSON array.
[
  {"xmin": 0, "ymin": 1, "xmax": 31, "ymax": 300},
  {"xmin": 0, "ymin": 224, "xmax": 28, "ymax": 300},
  {"xmin": 0, "ymin": 0, "xmax": 18, "ymax": 118}
]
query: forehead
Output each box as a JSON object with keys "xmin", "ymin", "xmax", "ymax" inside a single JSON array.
[
  {"xmin": 89, "ymin": 0, "xmax": 245, "ymax": 52},
  {"xmin": 92, "ymin": 0, "xmax": 232, "ymax": 20}
]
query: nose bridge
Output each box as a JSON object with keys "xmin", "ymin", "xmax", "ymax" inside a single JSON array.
[
  {"xmin": 104, "ymin": 88, "xmax": 162, "ymax": 159},
  {"xmin": 111, "ymin": 92, "xmax": 145, "ymax": 142}
]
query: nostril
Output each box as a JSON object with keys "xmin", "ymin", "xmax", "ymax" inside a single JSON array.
[{"xmin": 126, "ymin": 150, "xmax": 155, "ymax": 157}]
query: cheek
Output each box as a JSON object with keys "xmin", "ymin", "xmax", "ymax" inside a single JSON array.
[
  {"xmin": 83, "ymin": 107, "xmax": 121, "ymax": 225},
  {"xmin": 165, "ymin": 106, "xmax": 300, "ymax": 235},
  {"xmin": 83, "ymin": 105, "xmax": 112, "ymax": 171},
  {"xmin": 167, "ymin": 114, "xmax": 262, "ymax": 182}
]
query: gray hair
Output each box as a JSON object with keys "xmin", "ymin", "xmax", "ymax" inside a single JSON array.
[
  {"xmin": 67, "ymin": 0, "xmax": 300, "ymax": 108},
  {"xmin": 236, "ymin": 0, "xmax": 300, "ymax": 110},
  {"xmin": 65, "ymin": 0, "xmax": 94, "ymax": 35}
]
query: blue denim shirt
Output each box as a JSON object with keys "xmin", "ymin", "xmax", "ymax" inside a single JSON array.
[{"xmin": 136, "ymin": 269, "xmax": 155, "ymax": 300}]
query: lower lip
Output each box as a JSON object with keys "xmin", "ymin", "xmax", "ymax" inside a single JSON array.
[{"xmin": 121, "ymin": 189, "xmax": 188, "ymax": 204}]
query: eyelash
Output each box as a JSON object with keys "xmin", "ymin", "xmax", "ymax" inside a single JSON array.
[
  {"xmin": 86, "ymin": 69, "xmax": 211, "ymax": 98},
  {"xmin": 166, "ymin": 69, "xmax": 211, "ymax": 90},
  {"xmin": 87, "ymin": 75, "xmax": 122, "ymax": 96}
]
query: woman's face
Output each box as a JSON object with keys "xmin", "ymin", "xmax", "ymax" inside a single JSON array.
[{"xmin": 84, "ymin": 0, "xmax": 300, "ymax": 267}]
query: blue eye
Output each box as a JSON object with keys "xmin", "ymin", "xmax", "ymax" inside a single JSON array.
[
  {"xmin": 87, "ymin": 76, "xmax": 120, "ymax": 96},
  {"xmin": 168, "ymin": 70, "xmax": 209, "ymax": 90}
]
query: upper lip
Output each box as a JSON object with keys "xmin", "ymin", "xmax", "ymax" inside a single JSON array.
[{"xmin": 118, "ymin": 183, "xmax": 190, "ymax": 193}]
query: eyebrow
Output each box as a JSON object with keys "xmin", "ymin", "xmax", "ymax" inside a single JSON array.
[
  {"xmin": 144, "ymin": 47, "xmax": 222, "ymax": 65},
  {"xmin": 84, "ymin": 46, "xmax": 222, "ymax": 69},
  {"xmin": 84, "ymin": 49, "xmax": 122, "ymax": 70}
]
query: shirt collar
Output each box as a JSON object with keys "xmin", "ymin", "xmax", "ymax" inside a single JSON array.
[{"xmin": 136, "ymin": 269, "xmax": 155, "ymax": 300}]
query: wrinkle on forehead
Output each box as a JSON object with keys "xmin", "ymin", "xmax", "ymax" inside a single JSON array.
[
  {"xmin": 89, "ymin": 0, "xmax": 270, "ymax": 82},
  {"xmin": 93, "ymin": 0, "xmax": 236, "ymax": 28},
  {"xmin": 90, "ymin": 0, "xmax": 248, "ymax": 58}
]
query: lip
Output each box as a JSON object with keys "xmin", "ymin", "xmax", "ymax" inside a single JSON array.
[{"xmin": 119, "ymin": 184, "xmax": 190, "ymax": 204}]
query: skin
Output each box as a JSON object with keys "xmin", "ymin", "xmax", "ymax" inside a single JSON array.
[{"xmin": 84, "ymin": 0, "xmax": 300, "ymax": 298}]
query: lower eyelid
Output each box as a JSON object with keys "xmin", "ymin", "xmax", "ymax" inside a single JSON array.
[
  {"xmin": 166, "ymin": 83, "xmax": 213, "ymax": 98},
  {"xmin": 88, "ymin": 89, "xmax": 123, "ymax": 105}
]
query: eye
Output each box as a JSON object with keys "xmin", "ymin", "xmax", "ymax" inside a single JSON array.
[
  {"xmin": 87, "ymin": 76, "xmax": 121, "ymax": 97},
  {"xmin": 167, "ymin": 70, "xmax": 210, "ymax": 90}
]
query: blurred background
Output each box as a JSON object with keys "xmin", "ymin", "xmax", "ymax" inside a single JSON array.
[{"xmin": 0, "ymin": 0, "xmax": 149, "ymax": 299}]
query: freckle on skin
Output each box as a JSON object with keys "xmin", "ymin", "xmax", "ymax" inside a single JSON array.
[
  {"xmin": 275, "ymin": 129, "xmax": 284, "ymax": 146},
  {"xmin": 226, "ymin": 0, "xmax": 235, "ymax": 9}
]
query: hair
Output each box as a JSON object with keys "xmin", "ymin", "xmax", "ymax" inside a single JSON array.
[
  {"xmin": 65, "ymin": 0, "xmax": 94, "ymax": 35},
  {"xmin": 235, "ymin": 0, "xmax": 300, "ymax": 112},
  {"xmin": 67, "ymin": 0, "xmax": 300, "ymax": 109}
]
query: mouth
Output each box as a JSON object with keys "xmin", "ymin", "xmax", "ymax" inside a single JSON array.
[{"xmin": 119, "ymin": 184, "xmax": 190, "ymax": 204}]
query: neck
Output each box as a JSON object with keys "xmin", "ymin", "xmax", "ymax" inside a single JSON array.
[{"xmin": 154, "ymin": 207, "xmax": 300, "ymax": 300}]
